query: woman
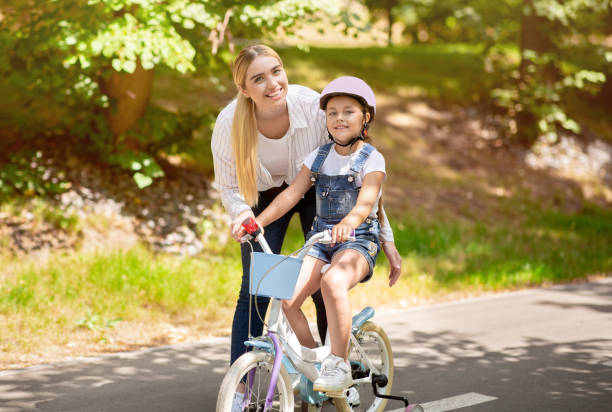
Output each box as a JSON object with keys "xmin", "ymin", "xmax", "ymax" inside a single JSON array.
[{"xmin": 211, "ymin": 44, "xmax": 402, "ymax": 368}]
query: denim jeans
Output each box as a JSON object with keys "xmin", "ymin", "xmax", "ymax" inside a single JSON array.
[{"xmin": 230, "ymin": 185, "xmax": 326, "ymax": 365}]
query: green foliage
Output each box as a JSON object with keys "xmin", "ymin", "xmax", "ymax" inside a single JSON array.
[
  {"xmin": 487, "ymin": 0, "xmax": 609, "ymax": 143},
  {"xmin": 107, "ymin": 150, "xmax": 165, "ymax": 189},
  {"xmin": 1, "ymin": 0, "xmax": 338, "ymax": 192},
  {"xmin": 390, "ymin": 0, "xmax": 609, "ymax": 143},
  {"xmin": 0, "ymin": 150, "xmax": 71, "ymax": 198},
  {"xmin": 0, "ymin": 197, "xmax": 81, "ymax": 233},
  {"xmin": 393, "ymin": 0, "xmax": 523, "ymax": 45},
  {"xmin": 76, "ymin": 310, "xmax": 122, "ymax": 341},
  {"xmin": 491, "ymin": 53, "xmax": 606, "ymax": 140}
]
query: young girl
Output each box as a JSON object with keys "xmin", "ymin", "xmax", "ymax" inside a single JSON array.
[{"xmin": 247, "ymin": 76, "xmax": 386, "ymax": 392}]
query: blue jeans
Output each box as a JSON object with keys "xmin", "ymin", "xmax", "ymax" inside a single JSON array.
[{"xmin": 230, "ymin": 185, "xmax": 326, "ymax": 365}]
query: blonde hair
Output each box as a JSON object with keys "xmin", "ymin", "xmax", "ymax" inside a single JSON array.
[{"xmin": 231, "ymin": 44, "xmax": 283, "ymax": 206}]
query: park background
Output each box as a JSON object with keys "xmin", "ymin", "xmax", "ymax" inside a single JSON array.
[{"xmin": 0, "ymin": 0, "xmax": 610, "ymax": 370}]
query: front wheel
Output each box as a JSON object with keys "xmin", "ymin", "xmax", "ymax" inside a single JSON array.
[
  {"xmin": 216, "ymin": 350, "xmax": 294, "ymax": 412},
  {"xmin": 347, "ymin": 321, "xmax": 393, "ymax": 412}
]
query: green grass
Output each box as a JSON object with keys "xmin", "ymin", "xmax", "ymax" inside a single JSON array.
[
  {"xmin": 0, "ymin": 243, "xmax": 242, "ymax": 353},
  {"xmin": 279, "ymin": 44, "xmax": 491, "ymax": 104},
  {"xmin": 396, "ymin": 203, "xmax": 612, "ymax": 290},
  {"xmin": 280, "ymin": 201, "xmax": 612, "ymax": 295},
  {"xmin": 1, "ymin": 200, "xmax": 610, "ymax": 359}
]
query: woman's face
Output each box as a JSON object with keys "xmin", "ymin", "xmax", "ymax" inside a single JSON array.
[
  {"xmin": 241, "ymin": 55, "xmax": 288, "ymax": 113},
  {"xmin": 325, "ymin": 95, "xmax": 369, "ymax": 144}
]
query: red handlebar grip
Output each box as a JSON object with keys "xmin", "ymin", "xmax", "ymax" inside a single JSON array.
[{"xmin": 241, "ymin": 217, "xmax": 260, "ymax": 235}]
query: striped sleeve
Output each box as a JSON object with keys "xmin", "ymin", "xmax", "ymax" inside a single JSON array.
[{"xmin": 210, "ymin": 104, "xmax": 251, "ymax": 220}]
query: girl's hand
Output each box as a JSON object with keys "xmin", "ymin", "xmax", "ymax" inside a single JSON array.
[
  {"xmin": 330, "ymin": 222, "xmax": 354, "ymax": 246},
  {"xmin": 231, "ymin": 210, "xmax": 255, "ymax": 242}
]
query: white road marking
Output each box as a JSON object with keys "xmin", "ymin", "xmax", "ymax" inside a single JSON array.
[{"xmin": 388, "ymin": 392, "xmax": 498, "ymax": 412}]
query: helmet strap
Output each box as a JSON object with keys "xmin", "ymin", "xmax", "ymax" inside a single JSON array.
[{"xmin": 327, "ymin": 130, "xmax": 364, "ymax": 148}]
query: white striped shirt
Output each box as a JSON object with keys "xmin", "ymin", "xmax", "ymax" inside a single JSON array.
[{"xmin": 211, "ymin": 84, "xmax": 394, "ymax": 242}]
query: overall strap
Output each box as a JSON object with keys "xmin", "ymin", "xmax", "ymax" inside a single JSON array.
[
  {"xmin": 310, "ymin": 143, "xmax": 333, "ymax": 175},
  {"xmin": 350, "ymin": 143, "xmax": 375, "ymax": 174}
]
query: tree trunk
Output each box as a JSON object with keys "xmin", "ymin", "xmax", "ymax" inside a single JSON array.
[
  {"xmin": 595, "ymin": 8, "xmax": 612, "ymax": 106},
  {"xmin": 387, "ymin": 6, "xmax": 393, "ymax": 47},
  {"xmin": 99, "ymin": 61, "xmax": 154, "ymax": 145},
  {"xmin": 517, "ymin": 0, "xmax": 555, "ymax": 145}
]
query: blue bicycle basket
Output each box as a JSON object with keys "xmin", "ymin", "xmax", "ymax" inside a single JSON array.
[{"xmin": 249, "ymin": 252, "xmax": 303, "ymax": 299}]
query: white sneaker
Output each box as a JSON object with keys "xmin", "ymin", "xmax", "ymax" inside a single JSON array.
[
  {"xmin": 313, "ymin": 354, "xmax": 352, "ymax": 393},
  {"xmin": 231, "ymin": 391, "xmax": 245, "ymax": 412},
  {"xmin": 346, "ymin": 386, "xmax": 360, "ymax": 406}
]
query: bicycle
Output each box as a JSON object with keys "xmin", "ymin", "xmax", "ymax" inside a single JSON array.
[{"xmin": 216, "ymin": 217, "xmax": 423, "ymax": 412}]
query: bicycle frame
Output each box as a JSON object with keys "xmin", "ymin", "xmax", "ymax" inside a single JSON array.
[
  {"xmin": 241, "ymin": 220, "xmax": 379, "ymax": 411},
  {"xmin": 243, "ymin": 229, "xmax": 328, "ymax": 410},
  {"xmin": 223, "ymin": 217, "xmax": 422, "ymax": 412}
]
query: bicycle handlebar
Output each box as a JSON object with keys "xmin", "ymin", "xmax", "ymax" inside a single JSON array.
[
  {"xmin": 241, "ymin": 217, "xmax": 356, "ymax": 254},
  {"xmin": 241, "ymin": 217, "xmax": 261, "ymax": 236}
]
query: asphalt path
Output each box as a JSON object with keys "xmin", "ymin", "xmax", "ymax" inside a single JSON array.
[{"xmin": 1, "ymin": 278, "xmax": 611, "ymax": 411}]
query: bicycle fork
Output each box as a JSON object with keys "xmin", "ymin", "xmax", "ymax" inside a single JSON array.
[{"xmin": 245, "ymin": 331, "xmax": 283, "ymax": 412}]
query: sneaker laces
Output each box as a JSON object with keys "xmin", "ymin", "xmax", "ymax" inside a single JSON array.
[{"xmin": 320, "ymin": 355, "xmax": 349, "ymax": 377}]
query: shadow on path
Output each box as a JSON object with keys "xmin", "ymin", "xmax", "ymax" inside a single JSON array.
[{"xmin": 0, "ymin": 339, "xmax": 229, "ymax": 412}]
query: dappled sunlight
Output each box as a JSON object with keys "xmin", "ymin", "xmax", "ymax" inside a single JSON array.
[
  {"xmin": 525, "ymin": 134, "xmax": 612, "ymax": 203},
  {"xmin": 284, "ymin": 60, "xmax": 330, "ymax": 91},
  {"xmin": 152, "ymin": 72, "xmax": 234, "ymax": 115},
  {"xmin": 388, "ymin": 325, "xmax": 612, "ymax": 407},
  {"xmin": 0, "ymin": 339, "xmax": 231, "ymax": 411},
  {"xmin": 386, "ymin": 111, "xmax": 427, "ymax": 129}
]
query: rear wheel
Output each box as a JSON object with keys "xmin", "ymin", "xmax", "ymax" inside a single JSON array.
[
  {"xmin": 216, "ymin": 350, "xmax": 294, "ymax": 412},
  {"xmin": 346, "ymin": 321, "xmax": 393, "ymax": 412}
]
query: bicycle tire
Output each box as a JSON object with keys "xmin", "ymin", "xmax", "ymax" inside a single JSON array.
[
  {"xmin": 216, "ymin": 350, "xmax": 294, "ymax": 412},
  {"xmin": 347, "ymin": 321, "xmax": 393, "ymax": 412}
]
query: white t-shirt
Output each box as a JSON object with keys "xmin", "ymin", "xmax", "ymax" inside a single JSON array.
[
  {"xmin": 258, "ymin": 131, "xmax": 290, "ymax": 186},
  {"xmin": 303, "ymin": 144, "xmax": 386, "ymax": 218}
]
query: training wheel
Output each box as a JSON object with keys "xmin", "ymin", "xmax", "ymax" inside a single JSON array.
[{"xmin": 406, "ymin": 404, "xmax": 424, "ymax": 412}]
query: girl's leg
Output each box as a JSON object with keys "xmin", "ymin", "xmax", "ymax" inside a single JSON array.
[
  {"xmin": 320, "ymin": 249, "xmax": 370, "ymax": 359},
  {"xmin": 281, "ymin": 256, "xmax": 326, "ymax": 348}
]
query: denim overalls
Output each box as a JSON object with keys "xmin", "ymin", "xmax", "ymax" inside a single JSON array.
[{"xmin": 307, "ymin": 142, "xmax": 381, "ymax": 281}]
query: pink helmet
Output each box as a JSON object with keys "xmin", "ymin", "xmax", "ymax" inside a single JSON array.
[{"xmin": 320, "ymin": 76, "xmax": 376, "ymax": 121}]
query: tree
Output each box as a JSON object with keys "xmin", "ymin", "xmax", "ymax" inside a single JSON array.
[
  {"xmin": 395, "ymin": 0, "xmax": 609, "ymax": 145},
  {"xmin": 508, "ymin": 0, "xmax": 609, "ymax": 143},
  {"xmin": 0, "ymin": 0, "xmax": 339, "ymax": 192},
  {"xmin": 363, "ymin": 0, "xmax": 401, "ymax": 46}
]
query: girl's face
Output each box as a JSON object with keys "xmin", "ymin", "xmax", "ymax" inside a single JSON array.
[
  {"xmin": 241, "ymin": 55, "xmax": 288, "ymax": 113},
  {"xmin": 325, "ymin": 95, "xmax": 370, "ymax": 144}
]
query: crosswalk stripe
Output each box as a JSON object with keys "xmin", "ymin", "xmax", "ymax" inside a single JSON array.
[{"xmin": 387, "ymin": 392, "xmax": 498, "ymax": 412}]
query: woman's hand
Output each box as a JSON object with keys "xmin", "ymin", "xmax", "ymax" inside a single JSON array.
[
  {"xmin": 231, "ymin": 209, "xmax": 256, "ymax": 242},
  {"xmin": 382, "ymin": 241, "xmax": 402, "ymax": 286}
]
